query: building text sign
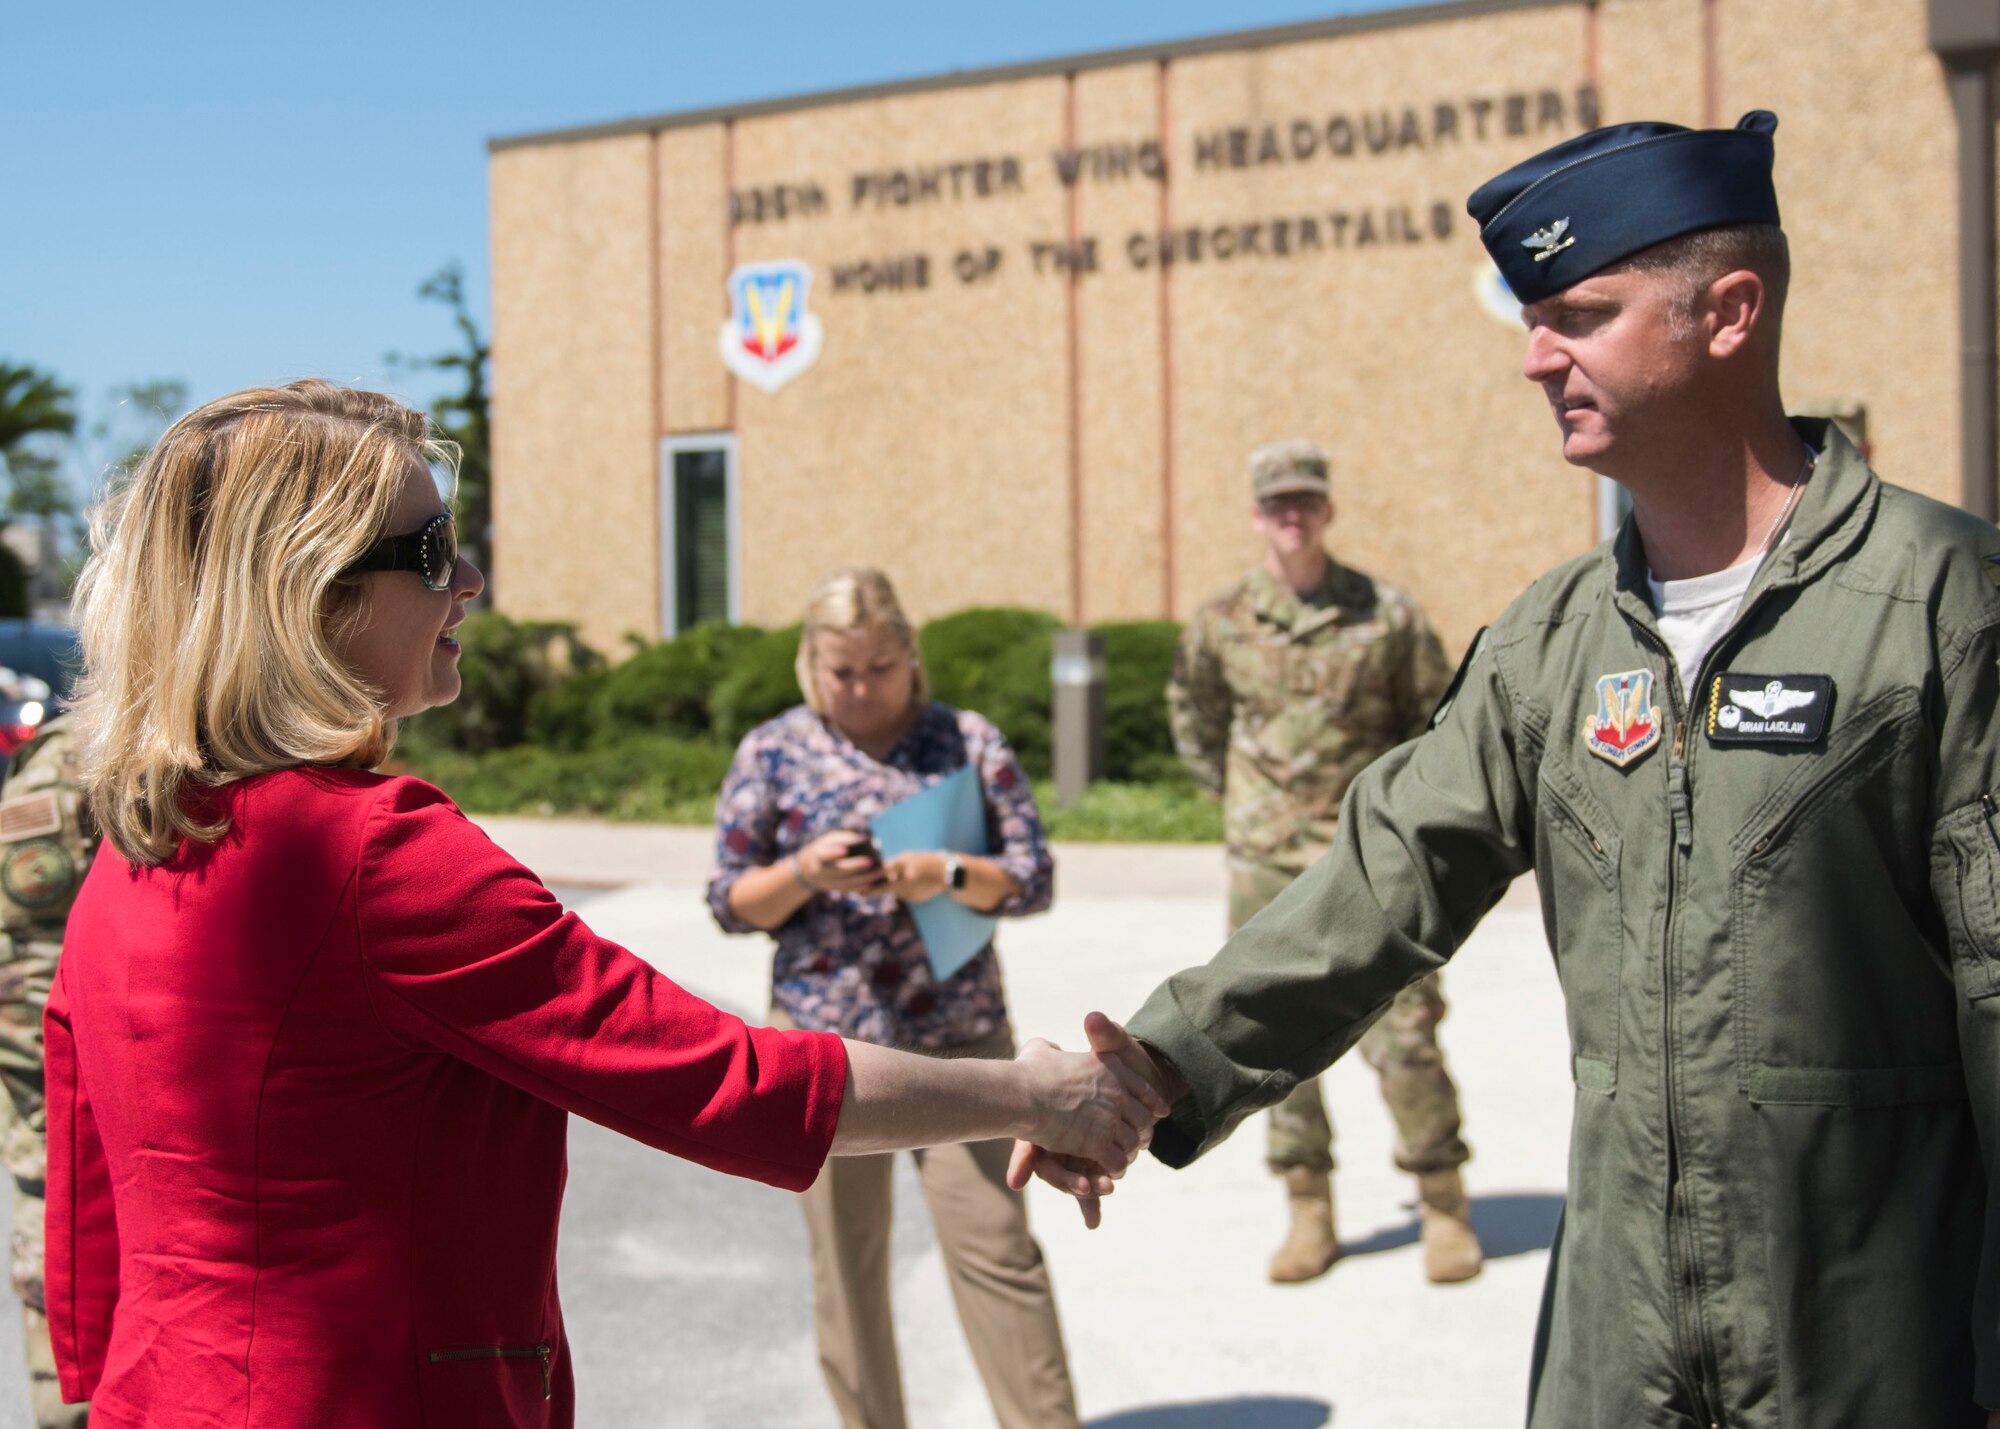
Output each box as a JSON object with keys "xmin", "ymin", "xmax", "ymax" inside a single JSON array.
[{"xmin": 717, "ymin": 84, "xmax": 1598, "ymax": 382}]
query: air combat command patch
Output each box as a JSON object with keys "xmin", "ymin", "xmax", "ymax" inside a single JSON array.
[
  {"xmin": 1583, "ymin": 668, "xmax": 1662, "ymax": 768},
  {"xmin": 718, "ymin": 259, "xmax": 825, "ymax": 394}
]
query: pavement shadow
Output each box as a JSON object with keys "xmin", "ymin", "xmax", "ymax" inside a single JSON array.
[
  {"xmin": 1088, "ymin": 1397, "xmax": 1332, "ymax": 1429},
  {"xmin": 1339, "ymin": 1191, "xmax": 1564, "ymax": 1261}
]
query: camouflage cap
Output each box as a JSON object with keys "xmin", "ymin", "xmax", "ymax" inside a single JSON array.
[{"xmin": 1250, "ymin": 441, "xmax": 1332, "ymax": 501}]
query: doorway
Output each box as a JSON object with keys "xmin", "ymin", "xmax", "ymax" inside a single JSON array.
[{"xmin": 659, "ymin": 435, "xmax": 741, "ymax": 636}]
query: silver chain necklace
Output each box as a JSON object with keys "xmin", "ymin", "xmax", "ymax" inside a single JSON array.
[{"xmin": 1755, "ymin": 449, "xmax": 1816, "ymax": 562}]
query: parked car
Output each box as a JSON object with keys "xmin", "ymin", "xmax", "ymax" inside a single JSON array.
[{"xmin": 0, "ymin": 620, "xmax": 81, "ymax": 759}]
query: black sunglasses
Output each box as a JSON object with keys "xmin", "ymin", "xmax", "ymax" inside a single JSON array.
[{"xmin": 341, "ymin": 511, "xmax": 458, "ymax": 592}]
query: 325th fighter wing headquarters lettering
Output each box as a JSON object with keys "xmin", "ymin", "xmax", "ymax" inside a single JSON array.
[{"xmin": 728, "ymin": 85, "xmax": 1601, "ymax": 225}]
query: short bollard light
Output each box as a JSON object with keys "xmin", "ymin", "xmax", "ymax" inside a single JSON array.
[{"xmin": 1051, "ymin": 630, "xmax": 1107, "ymax": 806}]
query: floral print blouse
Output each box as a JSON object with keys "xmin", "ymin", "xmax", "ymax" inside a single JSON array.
[{"xmin": 707, "ymin": 702, "xmax": 1054, "ymax": 1049}]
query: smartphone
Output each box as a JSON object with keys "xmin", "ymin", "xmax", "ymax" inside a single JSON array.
[{"xmin": 841, "ymin": 832, "xmax": 883, "ymax": 868}]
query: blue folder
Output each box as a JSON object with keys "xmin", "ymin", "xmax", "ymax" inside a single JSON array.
[{"xmin": 869, "ymin": 766, "xmax": 996, "ymax": 981}]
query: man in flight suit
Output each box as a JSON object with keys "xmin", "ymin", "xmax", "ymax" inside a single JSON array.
[
  {"xmin": 0, "ymin": 718, "xmax": 94, "ymax": 1427},
  {"xmin": 1021, "ymin": 111, "xmax": 2000, "ymax": 1427},
  {"xmin": 1168, "ymin": 440, "xmax": 1481, "ymax": 1285}
]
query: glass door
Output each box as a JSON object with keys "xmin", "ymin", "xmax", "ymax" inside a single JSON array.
[{"xmin": 660, "ymin": 435, "xmax": 740, "ymax": 635}]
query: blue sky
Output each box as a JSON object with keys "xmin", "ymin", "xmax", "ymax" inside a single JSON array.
[{"xmin": 7, "ymin": 0, "xmax": 1423, "ymax": 471}]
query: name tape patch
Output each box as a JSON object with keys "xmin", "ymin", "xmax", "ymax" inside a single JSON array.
[{"xmin": 1705, "ymin": 673, "xmax": 1834, "ymax": 746}]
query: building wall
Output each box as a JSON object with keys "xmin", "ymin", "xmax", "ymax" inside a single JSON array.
[
  {"xmin": 490, "ymin": 135, "xmax": 660, "ymax": 654},
  {"xmin": 1163, "ymin": 2, "xmax": 1594, "ymax": 645},
  {"xmin": 1721, "ymin": 0, "xmax": 1959, "ymax": 507},
  {"xmin": 728, "ymin": 77, "xmax": 1078, "ymax": 631},
  {"xmin": 490, "ymin": 0, "xmax": 1967, "ymax": 659},
  {"xmin": 659, "ymin": 126, "xmax": 732, "ymax": 439}
]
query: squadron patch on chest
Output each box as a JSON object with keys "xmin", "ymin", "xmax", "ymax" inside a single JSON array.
[
  {"xmin": 1582, "ymin": 669, "xmax": 1662, "ymax": 768},
  {"xmin": 1705, "ymin": 673, "xmax": 1833, "ymax": 746},
  {"xmin": 1984, "ymin": 554, "xmax": 2000, "ymax": 589}
]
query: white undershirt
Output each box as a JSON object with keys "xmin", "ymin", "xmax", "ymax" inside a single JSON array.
[
  {"xmin": 1647, "ymin": 557, "xmax": 1759, "ymax": 704},
  {"xmin": 1644, "ymin": 446, "xmax": 1817, "ymax": 703}
]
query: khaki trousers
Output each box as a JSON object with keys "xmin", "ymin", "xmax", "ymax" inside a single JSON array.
[{"xmin": 774, "ymin": 1011, "xmax": 1080, "ymax": 1429}]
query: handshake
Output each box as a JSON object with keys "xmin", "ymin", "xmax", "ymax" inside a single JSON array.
[{"xmin": 1002, "ymin": 1012, "xmax": 1190, "ymax": 1229}]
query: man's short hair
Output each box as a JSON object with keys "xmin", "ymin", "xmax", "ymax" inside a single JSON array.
[{"xmin": 1618, "ymin": 222, "xmax": 1791, "ymax": 343}]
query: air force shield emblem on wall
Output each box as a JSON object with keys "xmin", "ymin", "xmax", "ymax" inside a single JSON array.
[
  {"xmin": 1582, "ymin": 669, "xmax": 1662, "ymax": 768},
  {"xmin": 718, "ymin": 260, "xmax": 825, "ymax": 393}
]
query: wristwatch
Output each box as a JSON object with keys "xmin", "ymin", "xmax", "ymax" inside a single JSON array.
[{"xmin": 944, "ymin": 853, "xmax": 967, "ymax": 891}]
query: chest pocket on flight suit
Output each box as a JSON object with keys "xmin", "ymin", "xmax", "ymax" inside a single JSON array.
[
  {"xmin": 1534, "ymin": 752, "xmax": 1624, "ymax": 1095},
  {"xmin": 1731, "ymin": 685, "xmax": 1956, "ymax": 1103}
]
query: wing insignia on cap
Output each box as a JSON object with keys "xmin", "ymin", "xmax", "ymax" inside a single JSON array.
[{"xmin": 1523, "ymin": 217, "xmax": 1575, "ymax": 262}]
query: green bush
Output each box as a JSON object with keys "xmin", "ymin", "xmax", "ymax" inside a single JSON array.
[
  {"xmin": 708, "ymin": 623, "xmax": 805, "ymax": 744},
  {"xmin": 1125, "ymin": 749, "xmax": 1197, "ymax": 786},
  {"xmin": 523, "ymin": 666, "xmax": 610, "ymax": 752},
  {"xmin": 399, "ymin": 605, "xmax": 1196, "ymax": 821},
  {"xmin": 920, "ymin": 608, "xmax": 1060, "ymax": 778},
  {"xmin": 405, "ymin": 611, "xmax": 603, "ymax": 753},
  {"xmin": 1091, "ymin": 619, "xmax": 1182, "ymax": 782},
  {"xmin": 401, "ymin": 736, "xmax": 1221, "ymax": 841},
  {"xmin": 1036, "ymin": 779, "xmax": 1222, "ymax": 843},
  {"xmin": 407, "ymin": 733, "xmax": 734, "ymax": 823},
  {"xmin": 596, "ymin": 621, "xmax": 767, "ymax": 740}
]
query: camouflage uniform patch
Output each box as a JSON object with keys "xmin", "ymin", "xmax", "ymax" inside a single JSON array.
[
  {"xmin": 0, "ymin": 720, "xmax": 94, "ymax": 1427},
  {"xmin": 1, "ymin": 841, "xmax": 76, "ymax": 912},
  {"xmin": 1171, "ymin": 563, "xmax": 1469, "ymax": 1179}
]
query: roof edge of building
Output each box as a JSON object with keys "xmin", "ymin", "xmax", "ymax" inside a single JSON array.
[{"xmin": 487, "ymin": 0, "xmax": 1579, "ymax": 154}]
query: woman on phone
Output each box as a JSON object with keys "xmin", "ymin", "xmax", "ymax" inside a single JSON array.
[{"xmin": 710, "ymin": 567, "xmax": 1079, "ymax": 1429}]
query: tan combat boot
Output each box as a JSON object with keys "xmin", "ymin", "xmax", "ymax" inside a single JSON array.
[
  {"xmin": 1268, "ymin": 1167, "xmax": 1340, "ymax": 1283},
  {"xmin": 1416, "ymin": 1169, "xmax": 1485, "ymax": 1284}
]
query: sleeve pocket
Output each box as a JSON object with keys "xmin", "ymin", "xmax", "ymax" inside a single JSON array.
[{"xmin": 1933, "ymin": 794, "xmax": 2000, "ymax": 1001}]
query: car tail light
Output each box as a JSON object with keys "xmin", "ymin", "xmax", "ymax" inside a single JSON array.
[{"xmin": 0, "ymin": 701, "xmax": 47, "ymax": 756}]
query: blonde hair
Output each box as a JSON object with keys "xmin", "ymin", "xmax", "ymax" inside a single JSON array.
[
  {"xmin": 795, "ymin": 567, "xmax": 929, "ymax": 714},
  {"xmin": 69, "ymin": 379, "xmax": 458, "ymax": 864}
]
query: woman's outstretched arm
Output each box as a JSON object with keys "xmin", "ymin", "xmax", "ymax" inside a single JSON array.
[{"xmin": 831, "ymin": 1014, "xmax": 1169, "ymax": 1184}]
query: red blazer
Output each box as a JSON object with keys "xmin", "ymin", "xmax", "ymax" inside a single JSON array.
[{"xmin": 44, "ymin": 768, "xmax": 847, "ymax": 1427}]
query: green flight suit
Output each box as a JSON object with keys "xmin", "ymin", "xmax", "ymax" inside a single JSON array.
[
  {"xmin": 1131, "ymin": 420, "xmax": 2000, "ymax": 1427},
  {"xmin": 0, "ymin": 718, "xmax": 92, "ymax": 1428}
]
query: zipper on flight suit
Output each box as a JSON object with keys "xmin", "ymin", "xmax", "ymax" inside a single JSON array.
[
  {"xmin": 428, "ymin": 1342, "xmax": 554, "ymax": 1399},
  {"xmin": 1635, "ymin": 623, "xmax": 1747, "ymax": 1429},
  {"xmin": 1626, "ymin": 500, "xmax": 1806, "ymax": 1425}
]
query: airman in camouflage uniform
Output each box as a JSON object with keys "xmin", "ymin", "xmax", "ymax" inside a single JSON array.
[
  {"xmin": 1169, "ymin": 441, "xmax": 1482, "ymax": 1286},
  {"xmin": 0, "ymin": 717, "xmax": 94, "ymax": 1427}
]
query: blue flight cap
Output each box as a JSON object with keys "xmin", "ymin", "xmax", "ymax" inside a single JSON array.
[{"xmin": 1469, "ymin": 111, "xmax": 1781, "ymax": 306}]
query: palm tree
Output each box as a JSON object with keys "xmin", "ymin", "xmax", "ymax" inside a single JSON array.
[
  {"xmin": 0, "ymin": 364, "xmax": 71, "ymax": 619},
  {"xmin": 0, "ymin": 362, "xmax": 76, "ymax": 464}
]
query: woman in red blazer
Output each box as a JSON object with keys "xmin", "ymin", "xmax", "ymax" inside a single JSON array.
[{"xmin": 43, "ymin": 381, "xmax": 1160, "ymax": 1428}]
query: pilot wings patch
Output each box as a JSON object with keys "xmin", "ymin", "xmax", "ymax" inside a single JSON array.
[{"xmin": 1706, "ymin": 673, "xmax": 1834, "ymax": 746}]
